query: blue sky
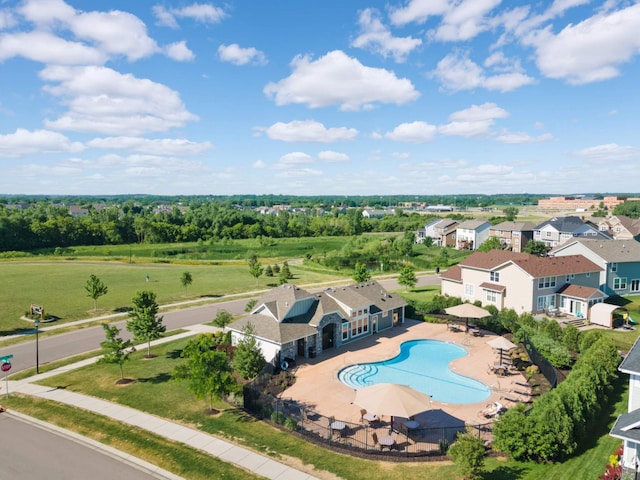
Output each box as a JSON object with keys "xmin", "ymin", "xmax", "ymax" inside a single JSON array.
[{"xmin": 1, "ymin": 0, "xmax": 639, "ymax": 196}]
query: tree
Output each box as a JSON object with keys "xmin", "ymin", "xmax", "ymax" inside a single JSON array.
[
  {"xmin": 435, "ymin": 248, "xmax": 449, "ymax": 268},
  {"xmin": 233, "ymin": 323, "xmax": 266, "ymax": 379},
  {"xmin": 264, "ymin": 265, "xmax": 274, "ymax": 277},
  {"xmin": 126, "ymin": 290, "xmax": 166, "ymax": 358},
  {"xmin": 447, "ymin": 430, "xmax": 487, "ymax": 480},
  {"xmin": 173, "ymin": 333, "xmax": 237, "ymax": 412},
  {"xmin": 477, "ymin": 236, "xmax": 503, "ymax": 252},
  {"xmin": 524, "ymin": 240, "xmax": 548, "ymax": 256},
  {"xmin": 397, "ymin": 263, "xmax": 417, "ymax": 291},
  {"xmin": 248, "ymin": 254, "xmax": 264, "ymax": 285},
  {"xmin": 98, "ymin": 323, "xmax": 135, "ymax": 383},
  {"xmin": 279, "ymin": 261, "xmax": 293, "ymax": 284},
  {"xmin": 213, "ymin": 310, "xmax": 234, "ymax": 328},
  {"xmin": 353, "ymin": 262, "xmax": 371, "ymax": 283},
  {"xmin": 85, "ymin": 274, "xmax": 108, "ymax": 312},
  {"xmin": 180, "ymin": 271, "xmax": 193, "ymax": 295},
  {"xmin": 503, "ymin": 206, "xmax": 519, "ymax": 221},
  {"xmin": 244, "ymin": 299, "xmax": 257, "ymax": 312}
]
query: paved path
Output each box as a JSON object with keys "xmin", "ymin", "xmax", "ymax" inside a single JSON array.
[{"xmin": 4, "ymin": 325, "xmax": 320, "ymax": 480}]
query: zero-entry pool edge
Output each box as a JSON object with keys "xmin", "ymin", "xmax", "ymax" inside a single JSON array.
[{"xmin": 337, "ymin": 339, "xmax": 491, "ymax": 404}]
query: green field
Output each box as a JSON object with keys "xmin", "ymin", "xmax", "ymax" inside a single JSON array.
[{"xmin": 0, "ymin": 260, "xmax": 348, "ymax": 335}]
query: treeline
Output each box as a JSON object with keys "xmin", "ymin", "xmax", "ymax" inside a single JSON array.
[
  {"xmin": 0, "ymin": 193, "xmax": 547, "ymax": 209},
  {"xmin": 0, "ymin": 201, "xmax": 437, "ymax": 252}
]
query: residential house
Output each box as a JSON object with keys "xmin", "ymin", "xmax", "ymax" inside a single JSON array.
[
  {"xmin": 609, "ymin": 337, "xmax": 640, "ymax": 477},
  {"xmin": 597, "ymin": 215, "xmax": 640, "ymax": 241},
  {"xmin": 550, "ymin": 238, "xmax": 640, "ymax": 296},
  {"xmin": 415, "ymin": 219, "xmax": 440, "ymax": 244},
  {"xmin": 227, "ymin": 281, "xmax": 406, "ymax": 364},
  {"xmin": 455, "ymin": 220, "xmax": 491, "ymax": 250},
  {"xmin": 415, "ymin": 218, "xmax": 458, "ymax": 246},
  {"xmin": 440, "ymin": 250, "xmax": 604, "ymax": 316},
  {"xmin": 533, "ymin": 216, "xmax": 610, "ymax": 248},
  {"xmin": 362, "ymin": 208, "xmax": 395, "ymax": 218},
  {"xmin": 489, "ymin": 221, "xmax": 535, "ymax": 253}
]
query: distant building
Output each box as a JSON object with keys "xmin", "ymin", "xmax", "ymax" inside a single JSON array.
[{"xmin": 537, "ymin": 195, "xmax": 629, "ymax": 211}]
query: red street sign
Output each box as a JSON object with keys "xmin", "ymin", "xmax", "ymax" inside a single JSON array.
[{"xmin": 1, "ymin": 362, "xmax": 11, "ymax": 372}]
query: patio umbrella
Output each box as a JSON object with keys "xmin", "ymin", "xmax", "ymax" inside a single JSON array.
[
  {"xmin": 353, "ymin": 383, "xmax": 432, "ymax": 428},
  {"xmin": 445, "ymin": 303, "xmax": 491, "ymax": 331},
  {"xmin": 487, "ymin": 336, "xmax": 517, "ymax": 365}
]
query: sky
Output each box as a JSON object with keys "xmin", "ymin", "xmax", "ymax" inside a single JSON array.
[{"xmin": 1, "ymin": 0, "xmax": 639, "ymax": 197}]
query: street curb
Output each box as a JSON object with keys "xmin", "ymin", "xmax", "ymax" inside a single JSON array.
[{"xmin": 2, "ymin": 409, "xmax": 184, "ymax": 480}]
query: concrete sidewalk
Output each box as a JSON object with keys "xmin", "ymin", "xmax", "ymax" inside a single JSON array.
[{"xmin": 5, "ymin": 325, "xmax": 320, "ymax": 480}]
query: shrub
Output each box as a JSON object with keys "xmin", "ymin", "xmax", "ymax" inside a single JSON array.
[{"xmin": 448, "ymin": 431, "xmax": 486, "ymax": 480}]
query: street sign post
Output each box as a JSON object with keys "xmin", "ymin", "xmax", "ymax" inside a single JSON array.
[{"xmin": 0, "ymin": 354, "xmax": 13, "ymax": 398}]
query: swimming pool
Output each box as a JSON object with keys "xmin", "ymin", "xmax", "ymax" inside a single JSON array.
[{"xmin": 338, "ymin": 339, "xmax": 490, "ymax": 404}]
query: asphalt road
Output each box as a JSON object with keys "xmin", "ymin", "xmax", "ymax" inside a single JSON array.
[
  {"xmin": 0, "ymin": 414, "xmax": 169, "ymax": 480},
  {"xmin": 0, "ymin": 275, "xmax": 439, "ymax": 374}
]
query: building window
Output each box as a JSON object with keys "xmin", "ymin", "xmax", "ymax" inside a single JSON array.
[
  {"xmin": 586, "ymin": 272, "xmax": 590, "ymax": 277},
  {"xmin": 464, "ymin": 283, "xmax": 474, "ymax": 297},
  {"xmin": 611, "ymin": 263, "xmax": 618, "ymax": 272},
  {"xmin": 342, "ymin": 323, "xmax": 349, "ymax": 340},
  {"xmin": 631, "ymin": 279, "xmax": 640, "ymax": 293},
  {"xmin": 545, "ymin": 231, "xmax": 552, "ymax": 237},
  {"xmin": 614, "ymin": 277, "xmax": 627, "ymax": 290},
  {"xmin": 537, "ymin": 295, "xmax": 556, "ymax": 310},
  {"xmin": 486, "ymin": 290, "xmax": 498, "ymax": 303},
  {"xmin": 490, "ymin": 271, "xmax": 500, "ymax": 282},
  {"xmin": 538, "ymin": 276, "xmax": 557, "ymax": 288}
]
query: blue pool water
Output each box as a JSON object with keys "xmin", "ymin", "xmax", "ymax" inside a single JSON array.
[{"xmin": 338, "ymin": 339, "xmax": 490, "ymax": 404}]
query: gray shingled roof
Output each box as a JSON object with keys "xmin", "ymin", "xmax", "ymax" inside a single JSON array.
[
  {"xmin": 563, "ymin": 238, "xmax": 640, "ymax": 263},
  {"xmin": 490, "ymin": 221, "xmax": 536, "ymax": 232},
  {"xmin": 534, "ymin": 216, "xmax": 586, "ymax": 232},
  {"xmin": 610, "ymin": 409, "xmax": 640, "ymax": 442},
  {"xmin": 228, "ymin": 280, "xmax": 406, "ymax": 345},
  {"xmin": 619, "ymin": 337, "xmax": 640, "ymax": 375},
  {"xmin": 456, "ymin": 219, "xmax": 490, "ymax": 230}
]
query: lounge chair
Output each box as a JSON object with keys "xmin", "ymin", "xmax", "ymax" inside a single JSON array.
[{"xmin": 480, "ymin": 402, "xmax": 505, "ymax": 418}]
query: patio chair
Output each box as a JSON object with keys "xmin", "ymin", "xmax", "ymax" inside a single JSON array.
[
  {"xmin": 360, "ymin": 409, "xmax": 367, "ymax": 423},
  {"xmin": 372, "ymin": 432, "xmax": 382, "ymax": 451}
]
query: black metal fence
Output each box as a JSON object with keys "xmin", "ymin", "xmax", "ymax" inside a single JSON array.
[
  {"xmin": 522, "ymin": 334, "xmax": 558, "ymax": 388},
  {"xmin": 243, "ymin": 376, "xmax": 494, "ymax": 458}
]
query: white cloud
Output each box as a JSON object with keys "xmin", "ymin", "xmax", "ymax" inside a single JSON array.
[
  {"xmin": 385, "ymin": 121, "xmax": 437, "ymax": 143},
  {"xmin": 18, "ymin": 0, "xmax": 75, "ymax": 25},
  {"xmin": 431, "ymin": 0, "xmax": 502, "ymax": 42},
  {"xmin": 165, "ymin": 41, "xmax": 195, "ymax": 61},
  {"xmin": 351, "ymin": 8, "xmax": 422, "ymax": 62},
  {"xmin": 87, "ymin": 136, "xmax": 212, "ymax": 156},
  {"xmin": 276, "ymin": 152, "xmax": 314, "ymax": 168},
  {"xmin": 261, "ymin": 120, "xmax": 358, "ymax": 142},
  {"xmin": 389, "ymin": 0, "xmax": 450, "ymax": 26},
  {"xmin": 431, "ymin": 50, "xmax": 534, "ymax": 92},
  {"xmin": 0, "ymin": 128, "xmax": 84, "ymax": 157},
  {"xmin": 318, "ymin": 150, "xmax": 349, "ymax": 162},
  {"xmin": 218, "ymin": 43, "xmax": 267, "ymax": 66},
  {"xmin": 439, "ymin": 102, "xmax": 509, "ymax": 137},
  {"xmin": 153, "ymin": 3, "xmax": 227, "ymax": 28},
  {"xmin": 275, "ymin": 168, "xmax": 323, "ymax": 178},
  {"xmin": 0, "ymin": 9, "xmax": 16, "ymax": 29},
  {"xmin": 525, "ymin": 3, "xmax": 640, "ymax": 84},
  {"xmin": 40, "ymin": 65, "xmax": 197, "ymax": 136},
  {"xmin": 494, "ymin": 131, "xmax": 553, "ymax": 144},
  {"xmin": 0, "ymin": 31, "xmax": 105, "ymax": 64},
  {"xmin": 264, "ymin": 50, "xmax": 419, "ymax": 111},
  {"xmin": 252, "ymin": 159, "xmax": 267, "ymax": 168},
  {"xmin": 572, "ymin": 143, "xmax": 640, "ymax": 162},
  {"xmin": 68, "ymin": 10, "xmax": 158, "ymax": 61}
]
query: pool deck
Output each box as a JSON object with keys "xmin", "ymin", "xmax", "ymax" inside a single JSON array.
[{"xmin": 282, "ymin": 319, "xmax": 528, "ymax": 428}]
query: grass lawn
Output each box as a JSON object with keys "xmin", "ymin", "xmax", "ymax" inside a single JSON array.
[
  {"xmin": 0, "ymin": 260, "xmax": 348, "ymax": 335},
  {"xmin": 31, "ymin": 335, "xmax": 627, "ymax": 480}
]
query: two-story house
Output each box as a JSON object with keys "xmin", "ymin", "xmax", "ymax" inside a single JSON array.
[
  {"xmin": 440, "ymin": 250, "xmax": 605, "ymax": 316},
  {"xmin": 455, "ymin": 220, "xmax": 491, "ymax": 250},
  {"xmin": 489, "ymin": 221, "xmax": 535, "ymax": 253},
  {"xmin": 227, "ymin": 281, "xmax": 406, "ymax": 364},
  {"xmin": 533, "ymin": 216, "xmax": 610, "ymax": 248},
  {"xmin": 550, "ymin": 238, "xmax": 640, "ymax": 297},
  {"xmin": 597, "ymin": 215, "xmax": 640, "ymax": 241},
  {"xmin": 416, "ymin": 218, "xmax": 458, "ymax": 246}
]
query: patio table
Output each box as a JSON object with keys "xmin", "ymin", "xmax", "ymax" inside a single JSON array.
[
  {"xmin": 330, "ymin": 421, "xmax": 346, "ymax": 436},
  {"xmin": 403, "ymin": 420, "xmax": 420, "ymax": 430},
  {"xmin": 363, "ymin": 413, "xmax": 378, "ymax": 423},
  {"xmin": 379, "ymin": 435, "xmax": 395, "ymax": 449}
]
